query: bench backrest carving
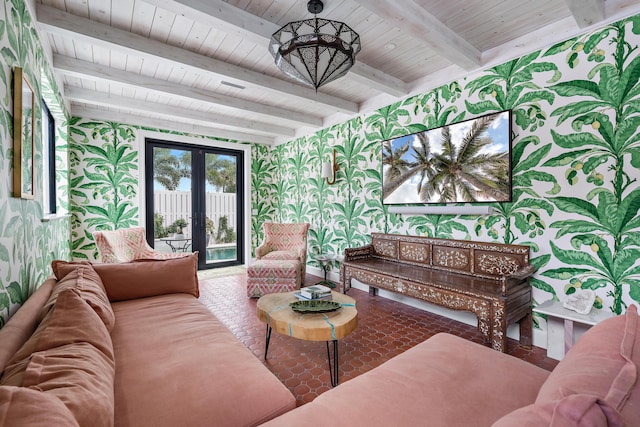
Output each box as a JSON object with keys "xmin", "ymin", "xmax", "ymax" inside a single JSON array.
[{"xmin": 370, "ymin": 233, "xmax": 530, "ymax": 280}]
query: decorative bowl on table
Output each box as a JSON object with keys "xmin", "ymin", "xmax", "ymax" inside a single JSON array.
[{"xmin": 290, "ymin": 300, "xmax": 341, "ymax": 314}]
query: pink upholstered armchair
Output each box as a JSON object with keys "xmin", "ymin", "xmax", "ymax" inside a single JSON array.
[
  {"xmin": 256, "ymin": 222, "xmax": 310, "ymax": 284},
  {"xmin": 93, "ymin": 227, "xmax": 188, "ymax": 263}
]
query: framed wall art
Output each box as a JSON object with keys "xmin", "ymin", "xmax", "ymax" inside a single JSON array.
[{"xmin": 13, "ymin": 67, "xmax": 35, "ymax": 199}]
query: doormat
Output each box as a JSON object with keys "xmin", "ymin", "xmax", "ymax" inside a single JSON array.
[{"xmin": 198, "ymin": 265, "xmax": 247, "ymax": 280}]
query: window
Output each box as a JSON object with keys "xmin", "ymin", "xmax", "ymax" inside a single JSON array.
[{"xmin": 41, "ymin": 99, "xmax": 56, "ymax": 214}]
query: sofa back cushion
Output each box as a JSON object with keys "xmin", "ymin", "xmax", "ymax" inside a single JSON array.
[
  {"xmin": 23, "ymin": 289, "xmax": 114, "ymax": 426},
  {"xmin": 0, "ymin": 386, "xmax": 79, "ymax": 426},
  {"xmin": 51, "ymin": 252, "xmax": 199, "ymax": 301},
  {"xmin": 536, "ymin": 305, "xmax": 638, "ymax": 422},
  {"xmin": 40, "ymin": 264, "xmax": 114, "ymax": 331},
  {"xmin": 1, "ymin": 267, "xmax": 113, "ymax": 387},
  {"xmin": 494, "ymin": 305, "xmax": 638, "ymax": 426}
]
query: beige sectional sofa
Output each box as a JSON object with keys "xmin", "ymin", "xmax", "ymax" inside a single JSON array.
[
  {"xmin": 264, "ymin": 304, "xmax": 639, "ymax": 427},
  {"xmin": 0, "ymin": 254, "xmax": 295, "ymax": 426}
]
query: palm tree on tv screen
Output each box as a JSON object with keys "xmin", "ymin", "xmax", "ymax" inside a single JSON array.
[
  {"xmin": 382, "ymin": 138, "xmax": 411, "ymax": 185},
  {"xmin": 431, "ymin": 114, "xmax": 510, "ymax": 202},
  {"xmin": 383, "ymin": 113, "xmax": 510, "ymax": 203},
  {"xmin": 382, "ymin": 132, "xmax": 438, "ymax": 200}
]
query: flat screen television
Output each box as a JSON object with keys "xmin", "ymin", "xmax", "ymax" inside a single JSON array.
[{"xmin": 382, "ymin": 110, "xmax": 512, "ymax": 205}]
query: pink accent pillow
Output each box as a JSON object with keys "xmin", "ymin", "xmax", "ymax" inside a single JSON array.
[
  {"xmin": 493, "ymin": 305, "xmax": 638, "ymax": 426},
  {"xmin": 492, "ymin": 394, "xmax": 623, "ymax": 426}
]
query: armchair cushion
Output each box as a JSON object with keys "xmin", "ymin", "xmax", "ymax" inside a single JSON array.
[{"xmin": 261, "ymin": 250, "xmax": 300, "ymax": 261}]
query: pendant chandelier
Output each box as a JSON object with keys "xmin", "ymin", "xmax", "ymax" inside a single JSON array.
[{"xmin": 269, "ymin": 0, "xmax": 361, "ymax": 90}]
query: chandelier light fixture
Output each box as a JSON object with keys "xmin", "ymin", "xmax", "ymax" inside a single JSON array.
[{"xmin": 269, "ymin": 0, "xmax": 361, "ymax": 91}]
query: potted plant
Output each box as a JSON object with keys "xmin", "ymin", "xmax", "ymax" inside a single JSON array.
[
  {"xmin": 166, "ymin": 223, "xmax": 178, "ymax": 237},
  {"xmin": 172, "ymin": 218, "xmax": 188, "ymax": 238}
]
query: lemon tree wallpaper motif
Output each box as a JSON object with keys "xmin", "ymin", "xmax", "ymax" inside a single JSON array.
[
  {"xmin": 0, "ymin": 0, "xmax": 71, "ymax": 327},
  {"xmin": 542, "ymin": 19, "xmax": 640, "ymax": 314},
  {"xmin": 262, "ymin": 14, "xmax": 640, "ymax": 315}
]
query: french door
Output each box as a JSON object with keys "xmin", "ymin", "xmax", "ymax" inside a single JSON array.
[{"xmin": 144, "ymin": 138, "xmax": 244, "ymax": 270}]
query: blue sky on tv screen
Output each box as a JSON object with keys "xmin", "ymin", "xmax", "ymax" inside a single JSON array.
[{"xmin": 383, "ymin": 110, "xmax": 510, "ymax": 204}]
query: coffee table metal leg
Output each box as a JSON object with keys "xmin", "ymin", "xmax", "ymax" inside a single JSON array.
[
  {"xmin": 326, "ymin": 340, "xmax": 339, "ymax": 387},
  {"xmin": 265, "ymin": 325, "xmax": 272, "ymax": 360}
]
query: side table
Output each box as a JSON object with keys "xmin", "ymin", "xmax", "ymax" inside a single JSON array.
[
  {"xmin": 314, "ymin": 253, "xmax": 341, "ymax": 289},
  {"xmin": 534, "ymin": 300, "xmax": 615, "ymax": 360}
]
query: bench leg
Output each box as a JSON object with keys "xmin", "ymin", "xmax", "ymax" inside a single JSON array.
[
  {"xmin": 518, "ymin": 310, "xmax": 533, "ymax": 348},
  {"xmin": 369, "ymin": 286, "xmax": 378, "ymax": 296}
]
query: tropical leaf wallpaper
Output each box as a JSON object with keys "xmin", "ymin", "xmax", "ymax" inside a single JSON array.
[
  {"xmin": 1, "ymin": 0, "xmax": 638, "ymax": 337},
  {"xmin": 264, "ymin": 15, "xmax": 640, "ymax": 316},
  {"xmin": 0, "ymin": 0, "xmax": 71, "ymax": 327},
  {"xmin": 67, "ymin": 119, "xmax": 247, "ymax": 261}
]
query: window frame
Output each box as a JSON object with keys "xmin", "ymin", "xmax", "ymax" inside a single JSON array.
[{"xmin": 41, "ymin": 99, "xmax": 56, "ymax": 214}]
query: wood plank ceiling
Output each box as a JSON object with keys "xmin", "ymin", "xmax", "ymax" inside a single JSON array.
[{"xmin": 33, "ymin": 0, "xmax": 640, "ymax": 145}]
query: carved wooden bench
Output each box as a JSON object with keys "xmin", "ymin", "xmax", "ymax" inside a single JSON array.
[{"xmin": 340, "ymin": 233, "xmax": 535, "ymax": 352}]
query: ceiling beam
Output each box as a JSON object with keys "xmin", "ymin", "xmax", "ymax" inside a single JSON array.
[
  {"xmin": 143, "ymin": 0, "xmax": 409, "ymax": 97},
  {"xmin": 54, "ymin": 55, "xmax": 323, "ymax": 127},
  {"xmin": 36, "ymin": 4, "xmax": 358, "ymax": 114},
  {"xmin": 71, "ymin": 105, "xmax": 275, "ymax": 145},
  {"xmin": 564, "ymin": 0, "xmax": 606, "ymax": 28},
  {"xmin": 351, "ymin": 0, "xmax": 482, "ymax": 70},
  {"xmin": 65, "ymin": 86, "xmax": 296, "ymax": 137}
]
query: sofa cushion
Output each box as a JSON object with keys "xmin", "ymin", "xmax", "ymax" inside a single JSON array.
[
  {"xmin": 21, "ymin": 288, "xmax": 115, "ymax": 427},
  {"xmin": 0, "ymin": 386, "xmax": 79, "ymax": 426},
  {"xmin": 42, "ymin": 264, "xmax": 114, "ymax": 331},
  {"xmin": 1, "ymin": 269, "xmax": 113, "ymax": 387},
  {"xmin": 51, "ymin": 252, "xmax": 199, "ymax": 301},
  {"xmin": 262, "ymin": 333, "xmax": 550, "ymax": 427},
  {"xmin": 532, "ymin": 304, "xmax": 638, "ymax": 426},
  {"xmin": 110, "ymin": 293, "xmax": 295, "ymax": 426}
]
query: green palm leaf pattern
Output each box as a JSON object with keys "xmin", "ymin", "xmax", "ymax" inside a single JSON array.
[
  {"xmin": 0, "ymin": 0, "xmax": 71, "ymax": 326},
  {"xmin": 4, "ymin": 1, "xmax": 640, "ymax": 328},
  {"xmin": 542, "ymin": 17, "xmax": 640, "ymax": 313}
]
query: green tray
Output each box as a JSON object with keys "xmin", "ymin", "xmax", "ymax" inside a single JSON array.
[{"xmin": 290, "ymin": 300, "xmax": 341, "ymax": 314}]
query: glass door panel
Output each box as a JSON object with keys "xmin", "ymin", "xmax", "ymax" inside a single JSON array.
[
  {"xmin": 149, "ymin": 146, "xmax": 193, "ymax": 255},
  {"xmin": 204, "ymin": 152, "xmax": 238, "ymax": 264}
]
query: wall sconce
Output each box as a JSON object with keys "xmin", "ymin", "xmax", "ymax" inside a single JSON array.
[{"xmin": 321, "ymin": 149, "xmax": 339, "ymax": 185}]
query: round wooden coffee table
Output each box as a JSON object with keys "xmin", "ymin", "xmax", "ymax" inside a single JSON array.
[{"xmin": 256, "ymin": 291, "xmax": 357, "ymax": 386}]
